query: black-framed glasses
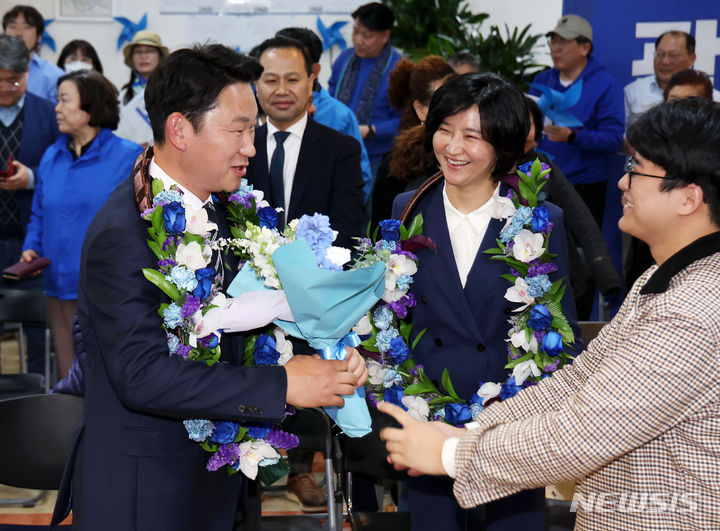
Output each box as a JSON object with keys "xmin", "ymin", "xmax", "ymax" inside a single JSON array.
[{"xmin": 625, "ymin": 158, "xmax": 674, "ymax": 188}]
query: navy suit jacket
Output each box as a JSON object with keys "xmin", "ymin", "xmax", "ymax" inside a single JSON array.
[
  {"xmin": 392, "ymin": 181, "xmax": 582, "ymax": 530},
  {"xmin": 17, "ymin": 91, "xmax": 60, "ymax": 227},
  {"xmin": 53, "ymin": 177, "xmax": 288, "ymax": 530},
  {"xmin": 246, "ymin": 117, "xmax": 364, "ymax": 248}
]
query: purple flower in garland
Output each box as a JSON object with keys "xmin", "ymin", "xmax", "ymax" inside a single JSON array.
[
  {"xmin": 158, "ymin": 258, "xmax": 177, "ymax": 268},
  {"xmin": 387, "ymin": 293, "xmax": 416, "ymax": 319},
  {"xmin": 544, "ymin": 359, "xmax": 560, "ymax": 372},
  {"xmin": 176, "ymin": 343, "xmax": 192, "ymax": 359},
  {"xmin": 508, "ymin": 343, "xmax": 523, "ymax": 360},
  {"xmin": 265, "ymin": 428, "xmax": 300, "ymax": 450},
  {"xmin": 527, "ymin": 261, "xmax": 558, "ymax": 277},
  {"xmin": 199, "ymin": 334, "xmax": 219, "ymax": 349},
  {"xmin": 206, "ymin": 442, "xmax": 242, "ymax": 471},
  {"xmin": 228, "ymin": 193, "xmax": 252, "ymax": 209},
  {"xmin": 181, "ymin": 295, "xmax": 202, "ymax": 319},
  {"xmin": 367, "ymin": 391, "xmax": 378, "ymax": 407}
]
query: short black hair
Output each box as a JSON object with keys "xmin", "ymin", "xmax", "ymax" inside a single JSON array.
[
  {"xmin": 424, "ymin": 73, "xmax": 530, "ymax": 181},
  {"xmin": 525, "ymin": 96, "xmax": 544, "ymax": 140},
  {"xmin": 145, "ymin": 44, "xmax": 262, "ymax": 146},
  {"xmin": 352, "ymin": 2, "xmax": 394, "ymax": 32},
  {"xmin": 2, "ymin": 5, "xmax": 44, "ymax": 41},
  {"xmin": 57, "ymin": 39, "xmax": 103, "ymax": 73},
  {"xmin": 276, "ymin": 27, "xmax": 322, "ymax": 64},
  {"xmin": 0, "ymin": 34, "xmax": 29, "ymax": 72},
  {"xmin": 627, "ymin": 98, "xmax": 720, "ymax": 226},
  {"xmin": 253, "ymin": 36, "xmax": 313, "ymax": 76},
  {"xmin": 58, "ymin": 70, "xmax": 120, "ymax": 129},
  {"xmin": 664, "ymin": 69, "xmax": 713, "ymax": 101},
  {"xmin": 448, "ymin": 52, "xmax": 480, "ymax": 72},
  {"xmin": 655, "ymin": 30, "xmax": 695, "ymax": 54}
]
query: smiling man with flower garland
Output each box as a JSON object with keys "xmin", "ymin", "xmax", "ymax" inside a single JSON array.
[
  {"xmin": 380, "ymin": 98, "xmax": 720, "ymax": 530},
  {"xmin": 52, "ymin": 44, "xmax": 367, "ymax": 531}
]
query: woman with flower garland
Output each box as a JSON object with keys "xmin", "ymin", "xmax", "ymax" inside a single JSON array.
[
  {"xmin": 20, "ymin": 70, "xmax": 142, "ymax": 378},
  {"xmin": 389, "ymin": 73, "xmax": 582, "ymax": 531}
]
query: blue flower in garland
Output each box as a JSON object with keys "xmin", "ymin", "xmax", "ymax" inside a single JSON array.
[
  {"xmin": 384, "ymin": 384, "xmax": 406, "ymax": 407},
  {"xmin": 527, "ymin": 304, "xmax": 552, "ymax": 331},
  {"xmin": 163, "ymin": 303, "xmax": 183, "ymax": 329},
  {"xmin": 372, "ymin": 306, "xmax": 393, "ymax": 330},
  {"xmin": 257, "ymin": 206, "xmax": 278, "ymax": 229},
  {"xmin": 531, "ymin": 205, "xmax": 551, "ymax": 233},
  {"xmin": 254, "ymin": 334, "xmax": 280, "ymax": 365},
  {"xmin": 296, "ymin": 213, "xmax": 335, "ymax": 256},
  {"xmin": 388, "ymin": 336, "xmax": 410, "ymax": 364},
  {"xmin": 163, "ymin": 201, "xmax": 186, "ymax": 234},
  {"xmin": 153, "ymin": 189, "xmax": 183, "ymax": 205},
  {"xmin": 193, "ymin": 267, "xmax": 215, "ymax": 300},
  {"xmin": 167, "ymin": 334, "xmax": 180, "ymax": 355},
  {"xmin": 500, "ymin": 376, "xmax": 523, "ymax": 400},
  {"xmin": 184, "ymin": 419, "xmax": 214, "ymax": 442},
  {"xmin": 500, "ymin": 206, "xmax": 533, "ymax": 243},
  {"xmin": 209, "ymin": 421, "xmax": 240, "ymax": 443},
  {"xmin": 526, "ymin": 274, "xmax": 552, "ymax": 297},
  {"xmin": 166, "ymin": 265, "xmax": 198, "ymax": 291},
  {"xmin": 395, "ymin": 274, "xmax": 414, "ymax": 290},
  {"xmin": 245, "ymin": 422, "xmax": 272, "ymax": 439},
  {"xmin": 445, "ymin": 403, "xmax": 473, "ymax": 426},
  {"xmin": 542, "ymin": 331, "xmax": 564, "ymax": 357},
  {"xmin": 376, "ymin": 327, "xmax": 400, "ymax": 353},
  {"xmin": 378, "ymin": 219, "xmax": 402, "ymax": 242}
]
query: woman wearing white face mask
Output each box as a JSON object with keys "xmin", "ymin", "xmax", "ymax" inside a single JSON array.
[{"xmin": 56, "ymin": 39, "xmax": 103, "ymax": 74}]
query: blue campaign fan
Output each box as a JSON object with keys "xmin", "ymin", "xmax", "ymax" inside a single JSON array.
[
  {"xmin": 40, "ymin": 19, "xmax": 55, "ymax": 52},
  {"xmin": 114, "ymin": 13, "xmax": 147, "ymax": 50},
  {"xmin": 317, "ymin": 17, "xmax": 348, "ymax": 51},
  {"xmin": 531, "ymin": 79, "xmax": 584, "ymax": 128}
]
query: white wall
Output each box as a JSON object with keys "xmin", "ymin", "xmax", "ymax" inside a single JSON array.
[{"xmin": 17, "ymin": 0, "xmax": 561, "ymax": 93}]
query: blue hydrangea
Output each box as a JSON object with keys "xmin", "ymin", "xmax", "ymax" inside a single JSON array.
[
  {"xmin": 237, "ymin": 178, "xmax": 254, "ymax": 196},
  {"xmin": 372, "ymin": 306, "xmax": 393, "ymax": 331},
  {"xmin": 379, "ymin": 240, "xmax": 398, "ymax": 251},
  {"xmin": 499, "ymin": 206, "xmax": 533, "ymax": 243},
  {"xmin": 163, "ymin": 303, "xmax": 184, "ymax": 329},
  {"xmin": 153, "ymin": 189, "xmax": 183, "ymax": 205},
  {"xmin": 395, "ymin": 274, "xmax": 414, "ymax": 290},
  {"xmin": 376, "ymin": 327, "xmax": 400, "ymax": 353},
  {"xmin": 184, "ymin": 419, "xmax": 214, "ymax": 442},
  {"xmin": 382, "ymin": 368, "xmax": 402, "ymax": 387},
  {"xmin": 166, "ymin": 265, "xmax": 198, "ymax": 291},
  {"xmin": 167, "ymin": 334, "xmax": 180, "ymax": 355},
  {"xmin": 526, "ymin": 274, "xmax": 552, "ymax": 297},
  {"xmin": 470, "ymin": 403, "xmax": 484, "ymax": 420}
]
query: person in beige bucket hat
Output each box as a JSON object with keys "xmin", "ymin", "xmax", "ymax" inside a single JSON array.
[{"xmin": 121, "ymin": 30, "xmax": 168, "ymax": 105}]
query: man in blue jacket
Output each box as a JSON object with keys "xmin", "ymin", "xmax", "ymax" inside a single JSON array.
[{"xmin": 529, "ymin": 14, "xmax": 624, "ymax": 227}]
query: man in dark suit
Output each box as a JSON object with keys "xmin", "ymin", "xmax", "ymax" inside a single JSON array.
[
  {"xmin": 0, "ymin": 34, "xmax": 59, "ymax": 374},
  {"xmin": 247, "ymin": 37, "xmax": 364, "ymax": 249},
  {"xmin": 51, "ymin": 44, "xmax": 366, "ymax": 531}
]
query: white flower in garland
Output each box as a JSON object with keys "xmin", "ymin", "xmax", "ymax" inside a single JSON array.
[
  {"xmin": 382, "ymin": 253, "xmax": 417, "ymax": 302},
  {"xmin": 505, "ymin": 277, "xmax": 535, "ymax": 309},
  {"xmin": 184, "ymin": 205, "xmax": 218, "ymax": 235},
  {"xmin": 272, "ymin": 327, "xmax": 294, "ymax": 366},
  {"xmin": 237, "ymin": 440, "xmax": 280, "ymax": 480},
  {"xmin": 492, "ymin": 195, "xmax": 517, "ymax": 222},
  {"xmin": 512, "ymin": 229, "xmax": 545, "ymax": 263},
  {"xmin": 176, "ymin": 241, "xmax": 211, "ymax": 271},
  {"xmin": 325, "ymin": 246, "xmax": 352, "ymax": 268},
  {"xmin": 508, "ymin": 328, "xmax": 539, "ymax": 353},
  {"xmin": 402, "ymin": 395, "xmax": 430, "ymax": 421},
  {"xmin": 353, "ymin": 314, "xmax": 372, "ymax": 336},
  {"xmin": 512, "ymin": 359, "xmax": 542, "ymax": 386},
  {"xmin": 477, "ymin": 382, "xmax": 502, "ymax": 405},
  {"xmin": 367, "ymin": 359, "xmax": 384, "ymax": 385}
]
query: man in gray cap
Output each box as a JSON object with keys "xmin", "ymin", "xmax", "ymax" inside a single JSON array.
[{"xmin": 529, "ymin": 14, "xmax": 624, "ymax": 231}]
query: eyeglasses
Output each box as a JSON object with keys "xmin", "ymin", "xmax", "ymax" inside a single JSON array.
[
  {"xmin": 625, "ymin": 158, "xmax": 675, "ymax": 188},
  {"xmin": 0, "ymin": 79, "xmax": 21, "ymax": 91},
  {"xmin": 654, "ymin": 51, "xmax": 689, "ymax": 62},
  {"xmin": 547, "ymin": 35, "xmax": 571, "ymax": 48}
]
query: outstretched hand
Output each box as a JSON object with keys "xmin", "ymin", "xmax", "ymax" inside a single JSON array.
[
  {"xmin": 378, "ymin": 401, "xmax": 451, "ymax": 477},
  {"xmin": 284, "ymin": 355, "xmax": 356, "ymax": 408}
]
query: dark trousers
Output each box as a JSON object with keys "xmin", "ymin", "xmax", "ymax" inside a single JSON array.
[{"xmin": 0, "ymin": 237, "xmax": 45, "ymax": 375}]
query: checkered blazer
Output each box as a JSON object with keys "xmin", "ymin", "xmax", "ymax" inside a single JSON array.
[{"xmin": 453, "ymin": 248, "xmax": 720, "ymax": 530}]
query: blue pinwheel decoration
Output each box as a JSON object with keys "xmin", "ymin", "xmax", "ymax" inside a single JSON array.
[
  {"xmin": 530, "ymin": 79, "xmax": 584, "ymax": 128},
  {"xmin": 40, "ymin": 19, "xmax": 55, "ymax": 52},
  {"xmin": 317, "ymin": 17, "xmax": 347, "ymax": 52},
  {"xmin": 114, "ymin": 13, "xmax": 147, "ymax": 50}
]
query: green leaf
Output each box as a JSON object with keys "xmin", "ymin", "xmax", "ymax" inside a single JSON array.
[
  {"xmin": 147, "ymin": 240, "xmax": 165, "ymax": 260},
  {"xmin": 183, "ymin": 232, "xmax": 204, "ymax": 246},
  {"xmin": 243, "ymin": 336, "xmax": 257, "ymax": 365},
  {"xmin": 406, "ymin": 213, "xmax": 424, "ymax": 238},
  {"xmin": 405, "ymin": 380, "xmax": 439, "ymax": 395},
  {"xmin": 142, "ymin": 268, "xmax": 180, "ymax": 300},
  {"xmin": 200, "ymin": 441, "xmax": 218, "ymax": 452},
  {"xmin": 411, "ymin": 328, "xmax": 427, "ymax": 350},
  {"xmin": 504, "ymin": 352, "xmax": 533, "ymax": 369},
  {"xmin": 399, "ymin": 320, "xmax": 413, "ymax": 342},
  {"xmin": 441, "ymin": 368, "xmax": 461, "ymax": 400},
  {"xmin": 501, "ymin": 273, "xmax": 518, "ymax": 283},
  {"xmin": 518, "ymin": 180, "xmax": 537, "ymax": 208},
  {"xmin": 234, "ymin": 426, "xmax": 248, "ymax": 442},
  {"xmin": 151, "ymin": 178, "xmax": 165, "ymax": 197},
  {"xmin": 530, "ymin": 158, "xmax": 542, "ymax": 177},
  {"xmin": 483, "ymin": 247, "xmax": 505, "ymax": 255},
  {"xmin": 428, "ymin": 395, "xmax": 463, "ymax": 406},
  {"xmin": 151, "ymin": 204, "xmax": 163, "ymax": 234},
  {"xmin": 399, "ymin": 225, "xmax": 409, "ymax": 241}
]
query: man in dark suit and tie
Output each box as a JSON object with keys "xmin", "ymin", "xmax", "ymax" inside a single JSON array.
[
  {"xmin": 247, "ymin": 37, "xmax": 364, "ymax": 249},
  {"xmin": 51, "ymin": 44, "xmax": 367, "ymax": 530},
  {"xmin": 0, "ymin": 34, "xmax": 59, "ymax": 374}
]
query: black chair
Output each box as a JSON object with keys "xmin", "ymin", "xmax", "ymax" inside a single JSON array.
[
  {"xmin": 0, "ymin": 288, "xmax": 52, "ymax": 391},
  {"xmin": 0, "ymin": 393, "xmax": 83, "ymax": 507}
]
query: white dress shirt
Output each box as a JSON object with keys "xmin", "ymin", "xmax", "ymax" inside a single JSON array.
[
  {"xmin": 443, "ymin": 182, "xmax": 501, "ymax": 288},
  {"xmin": 266, "ymin": 113, "xmax": 308, "ymax": 212},
  {"xmin": 149, "ymin": 158, "xmax": 211, "ymax": 211}
]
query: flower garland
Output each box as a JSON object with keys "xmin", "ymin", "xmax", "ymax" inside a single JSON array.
[
  {"xmin": 361, "ymin": 158, "xmax": 575, "ymax": 424},
  {"xmin": 141, "ymin": 178, "xmax": 300, "ymax": 483}
]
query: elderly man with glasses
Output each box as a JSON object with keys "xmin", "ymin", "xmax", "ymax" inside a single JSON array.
[{"xmin": 0, "ymin": 34, "xmax": 59, "ymax": 374}]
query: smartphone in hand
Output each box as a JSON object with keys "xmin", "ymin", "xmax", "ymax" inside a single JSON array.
[{"xmin": 0, "ymin": 154, "xmax": 14, "ymax": 180}]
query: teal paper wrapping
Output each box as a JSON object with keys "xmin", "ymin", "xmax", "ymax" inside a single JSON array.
[{"xmin": 227, "ymin": 239, "xmax": 386, "ymax": 437}]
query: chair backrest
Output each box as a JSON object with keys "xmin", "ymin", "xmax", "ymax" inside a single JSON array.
[
  {"xmin": 0, "ymin": 393, "xmax": 83, "ymax": 489},
  {"xmin": 0, "ymin": 288, "xmax": 48, "ymax": 326},
  {"xmin": 579, "ymin": 321, "xmax": 608, "ymax": 345}
]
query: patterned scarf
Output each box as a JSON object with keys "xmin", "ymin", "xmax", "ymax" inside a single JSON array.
[{"xmin": 334, "ymin": 40, "xmax": 394, "ymax": 124}]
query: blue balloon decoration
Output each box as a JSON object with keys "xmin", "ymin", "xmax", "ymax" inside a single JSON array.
[
  {"xmin": 317, "ymin": 17, "xmax": 348, "ymax": 52},
  {"xmin": 530, "ymin": 79, "xmax": 584, "ymax": 128},
  {"xmin": 40, "ymin": 19, "xmax": 55, "ymax": 52},
  {"xmin": 114, "ymin": 13, "xmax": 148, "ymax": 50}
]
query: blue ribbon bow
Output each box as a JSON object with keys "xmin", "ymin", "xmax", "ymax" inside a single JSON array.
[{"xmin": 318, "ymin": 331, "xmax": 361, "ymax": 361}]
